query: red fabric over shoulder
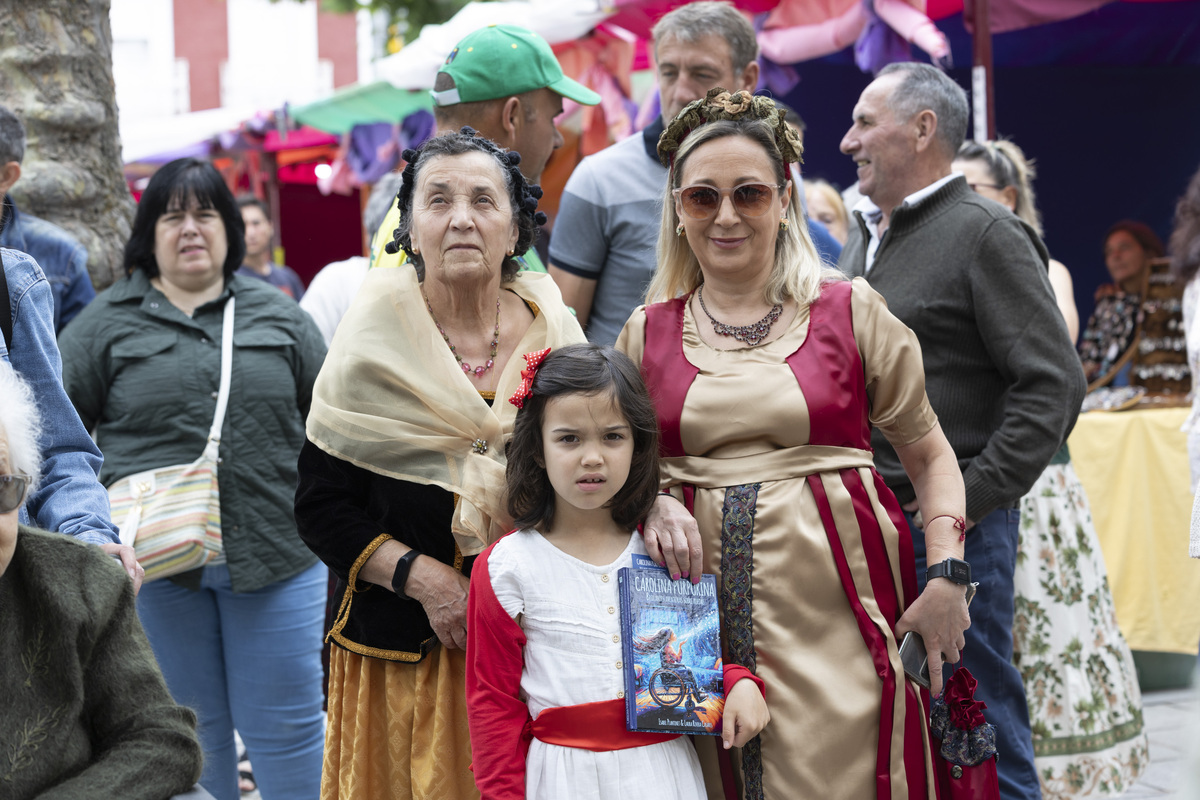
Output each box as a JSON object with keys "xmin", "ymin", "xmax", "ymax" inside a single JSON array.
[
  {"xmin": 641, "ymin": 296, "xmax": 699, "ymax": 458},
  {"xmin": 785, "ymin": 279, "xmax": 871, "ymax": 450},
  {"xmin": 466, "ymin": 536, "xmax": 532, "ymax": 800}
]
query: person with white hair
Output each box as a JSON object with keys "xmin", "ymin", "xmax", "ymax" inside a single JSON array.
[{"xmin": 0, "ymin": 361, "xmax": 203, "ymax": 800}]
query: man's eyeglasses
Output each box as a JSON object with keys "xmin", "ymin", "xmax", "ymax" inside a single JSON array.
[
  {"xmin": 0, "ymin": 473, "xmax": 31, "ymax": 514},
  {"xmin": 966, "ymin": 182, "xmax": 1002, "ymax": 193},
  {"xmin": 674, "ymin": 183, "xmax": 783, "ymax": 220}
]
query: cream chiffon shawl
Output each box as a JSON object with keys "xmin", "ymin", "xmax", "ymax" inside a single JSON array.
[{"xmin": 307, "ymin": 265, "xmax": 584, "ymax": 556}]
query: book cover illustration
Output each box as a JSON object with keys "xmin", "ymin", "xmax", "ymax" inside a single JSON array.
[{"xmin": 618, "ymin": 553, "xmax": 725, "ymax": 735}]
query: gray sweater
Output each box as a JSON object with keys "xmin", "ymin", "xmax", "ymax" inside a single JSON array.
[
  {"xmin": 839, "ymin": 177, "xmax": 1086, "ymax": 521},
  {"xmin": 0, "ymin": 527, "xmax": 202, "ymax": 799}
]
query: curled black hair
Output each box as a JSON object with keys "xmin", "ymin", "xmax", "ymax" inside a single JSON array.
[
  {"xmin": 506, "ymin": 344, "xmax": 661, "ymax": 533},
  {"xmin": 385, "ymin": 126, "xmax": 546, "ymax": 282},
  {"xmin": 124, "ymin": 157, "xmax": 245, "ymax": 280}
]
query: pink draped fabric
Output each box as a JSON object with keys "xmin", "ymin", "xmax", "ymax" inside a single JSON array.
[{"xmin": 760, "ymin": 0, "xmax": 949, "ymax": 66}]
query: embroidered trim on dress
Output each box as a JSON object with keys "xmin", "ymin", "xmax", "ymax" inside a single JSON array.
[
  {"xmin": 326, "ymin": 532, "xmax": 462, "ymax": 663},
  {"xmin": 720, "ymin": 482, "xmax": 764, "ymax": 800}
]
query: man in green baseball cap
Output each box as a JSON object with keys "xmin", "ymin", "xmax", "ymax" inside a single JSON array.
[
  {"xmin": 369, "ymin": 24, "xmax": 600, "ymax": 272},
  {"xmin": 431, "ymin": 23, "xmax": 600, "ymax": 186}
]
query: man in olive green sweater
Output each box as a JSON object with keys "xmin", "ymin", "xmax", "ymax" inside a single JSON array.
[{"xmin": 838, "ymin": 63, "xmax": 1085, "ymax": 800}]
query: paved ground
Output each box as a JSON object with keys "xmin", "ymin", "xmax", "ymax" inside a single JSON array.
[{"xmin": 1126, "ymin": 679, "xmax": 1200, "ymax": 799}]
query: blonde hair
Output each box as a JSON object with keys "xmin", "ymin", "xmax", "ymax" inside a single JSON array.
[
  {"xmin": 646, "ymin": 120, "xmax": 839, "ymax": 306},
  {"xmin": 802, "ymin": 178, "xmax": 848, "ymax": 232},
  {"xmin": 956, "ymin": 139, "xmax": 1043, "ymax": 236}
]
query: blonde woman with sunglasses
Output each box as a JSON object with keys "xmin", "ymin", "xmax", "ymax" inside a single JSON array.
[{"xmin": 617, "ymin": 89, "xmax": 968, "ymax": 800}]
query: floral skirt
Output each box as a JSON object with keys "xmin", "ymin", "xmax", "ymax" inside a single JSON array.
[{"xmin": 1015, "ymin": 462, "xmax": 1149, "ymax": 799}]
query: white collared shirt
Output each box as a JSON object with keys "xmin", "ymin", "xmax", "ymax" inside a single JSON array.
[{"xmin": 854, "ymin": 173, "xmax": 961, "ymax": 272}]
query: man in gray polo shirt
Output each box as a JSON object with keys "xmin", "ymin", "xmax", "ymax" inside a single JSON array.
[{"xmin": 548, "ymin": 2, "xmax": 759, "ymax": 346}]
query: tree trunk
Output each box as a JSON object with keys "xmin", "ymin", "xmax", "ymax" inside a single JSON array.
[{"xmin": 0, "ymin": 0, "xmax": 133, "ymax": 290}]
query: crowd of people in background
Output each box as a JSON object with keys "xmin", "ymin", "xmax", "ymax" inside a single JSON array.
[{"xmin": 2, "ymin": 2, "xmax": 1199, "ymax": 799}]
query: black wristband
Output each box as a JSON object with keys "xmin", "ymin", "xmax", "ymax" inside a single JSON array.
[
  {"xmin": 391, "ymin": 549, "xmax": 422, "ymax": 598},
  {"xmin": 926, "ymin": 557, "xmax": 972, "ymax": 585}
]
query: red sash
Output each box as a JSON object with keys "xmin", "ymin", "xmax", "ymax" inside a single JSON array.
[{"xmin": 530, "ymin": 698, "xmax": 679, "ymax": 751}]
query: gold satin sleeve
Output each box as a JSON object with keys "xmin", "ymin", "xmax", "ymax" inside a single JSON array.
[
  {"xmin": 850, "ymin": 277, "xmax": 938, "ymax": 447},
  {"xmin": 614, "ymin": 305, "xmax": 648, "ymax": 368}
]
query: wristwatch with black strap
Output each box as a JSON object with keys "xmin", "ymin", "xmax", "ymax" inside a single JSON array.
[
  {"xmin": 391, "ymin": 549, "xmax": 422, "ymax": 598},
  {"xmin": 926, "ymin": 557, "xmax": 971, "ymax": 585}
]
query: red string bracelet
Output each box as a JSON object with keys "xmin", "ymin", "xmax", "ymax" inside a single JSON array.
[{"xmin": 926, "ymin": 514, "xmax": 967, "ymax": 542}]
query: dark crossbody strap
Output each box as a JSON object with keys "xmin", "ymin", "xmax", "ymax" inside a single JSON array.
[{"xmin": 0, "ymin": 255, "xmax": 12, "ymax": 352}]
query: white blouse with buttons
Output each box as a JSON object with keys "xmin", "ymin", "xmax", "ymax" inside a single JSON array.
[{"xmin": 487, "ymin": 529, "xmax": 706, "ymax": 800}]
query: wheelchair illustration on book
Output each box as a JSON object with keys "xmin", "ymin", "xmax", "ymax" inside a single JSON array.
[
  {"xmin": 636, "ymin": 627, "xmax": 709, "ymax": 711},
  {"xmin": 648, "ymin": 665, "xmax": 708, "ymax": 710}
]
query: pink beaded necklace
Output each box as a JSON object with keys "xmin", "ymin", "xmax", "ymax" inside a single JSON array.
[{"xmin": 424, "ymin": 292, "xmax": 500, "ymax": 379}]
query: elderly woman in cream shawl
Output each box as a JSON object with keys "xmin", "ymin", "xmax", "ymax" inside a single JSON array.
[{"xmin": 295, "ymin": 128, "xmax": 583, "ymax": 800}]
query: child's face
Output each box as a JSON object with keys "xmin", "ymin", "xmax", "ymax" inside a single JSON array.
[{"xmin": 540, "ymin": 391, "xmax": 634, "ymax": 520}]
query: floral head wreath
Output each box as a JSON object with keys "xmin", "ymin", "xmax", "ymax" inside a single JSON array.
[
  {"xmin": 656, "ymin": 88, "xmax": 804, "ymax": 171},
  {"xmin": 385, "ymin": 126, "xmax": 547, "ymax": 257}
]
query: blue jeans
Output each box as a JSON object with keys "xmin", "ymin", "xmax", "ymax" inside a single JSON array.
[
  {"xmin": 137, "ymin": 561, "xmax": 327, "ymax": 800},
  {"xmin": 906, "ymin": 507, "xmax": 1042, "ymax": 800}
]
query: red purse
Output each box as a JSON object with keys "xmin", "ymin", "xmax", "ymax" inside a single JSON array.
[{"xmin": 929, "ymin": 668, "xmax": 1001, "ymax": 800}]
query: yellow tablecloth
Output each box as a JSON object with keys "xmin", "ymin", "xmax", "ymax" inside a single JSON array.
[{"xmin": 1068, "ymin": 406, "xmax": 1200, "ymax": 655}]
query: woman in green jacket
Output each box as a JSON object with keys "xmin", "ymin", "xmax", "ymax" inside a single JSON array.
[{"xmin": 60, "ymin": 158, "xmax": 327, "ymax": 800}]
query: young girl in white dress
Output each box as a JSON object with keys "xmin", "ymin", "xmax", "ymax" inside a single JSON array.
[{"xmin": 466, "ymin": 343, "xmax": 769, "ymax": 800}]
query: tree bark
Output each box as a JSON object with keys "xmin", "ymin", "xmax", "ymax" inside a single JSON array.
[{"xmin": 0, "ymin": 0, "xmax": 133, "ymax": 290}]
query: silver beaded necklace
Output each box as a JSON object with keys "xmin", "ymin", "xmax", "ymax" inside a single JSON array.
[{"xmin": 697, "ymin": 285, "xmax": 783, "ymax": 347}]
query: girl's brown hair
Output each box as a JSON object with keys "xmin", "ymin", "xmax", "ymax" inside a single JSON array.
[{"xmin": 506, "ymin": 344, "xmax": 660, "ymax": 532}]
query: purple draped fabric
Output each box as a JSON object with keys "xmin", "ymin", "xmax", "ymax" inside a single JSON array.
[{"xmin": 855, "ymin": 0, "xmax": 913, "ymax": 74}]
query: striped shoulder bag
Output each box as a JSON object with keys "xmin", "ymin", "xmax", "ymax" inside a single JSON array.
[{"xmin": 108, "ymin": 296, "xmax": 234, "ymax": 581}]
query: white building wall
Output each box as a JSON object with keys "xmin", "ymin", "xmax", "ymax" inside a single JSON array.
[
  {"xmin": 223, "ymin": 0, "xmax": 326, "ymax": 110},
  {"xmin": 110, "ymin": 0, "xmax": 182, "ymax": 120}
]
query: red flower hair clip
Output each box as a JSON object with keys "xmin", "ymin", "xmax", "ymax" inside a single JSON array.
[{"xmin": 509, "ymin": 348, "xmax": 551, "ymax": 409}]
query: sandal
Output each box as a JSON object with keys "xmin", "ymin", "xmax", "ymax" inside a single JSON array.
[{"xmin": 237, "ymin": 750, "xmax": 256, "ymax": 794}]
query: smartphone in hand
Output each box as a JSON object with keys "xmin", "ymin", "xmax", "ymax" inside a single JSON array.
[
  {"xmin": 898, "ymin": 582, "xmax": 978, "ymax": 689},
  {"xmin": 899, "ymin": 631, "xmax": 930, "ymax": 688}
]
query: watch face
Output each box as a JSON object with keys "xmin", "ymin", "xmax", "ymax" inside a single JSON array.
[{"xmin": 949, "ymin": 560, "xmax": 971, "ymax": 583}]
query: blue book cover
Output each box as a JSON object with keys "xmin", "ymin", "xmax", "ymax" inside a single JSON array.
[{"xmin": 618, "ymin": 553, "xmax": 724, "ymax": 735}]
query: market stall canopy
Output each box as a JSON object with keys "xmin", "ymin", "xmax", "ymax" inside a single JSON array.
[
  {"xmin": 290, "ymin": 81, "xmax": 434, "ymax": 135},
  {"xmin": 120, "ymin": 105, "xmax": 260, "ymax": 164},
  {"xmin": 373, "ymin": 0, "xmax": 611, "ymax": 89}
]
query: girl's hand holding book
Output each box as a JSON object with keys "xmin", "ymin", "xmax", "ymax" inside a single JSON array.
[{"xmin": 721, "ymin": 678, "xmax": 770, "ymax": 750}]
